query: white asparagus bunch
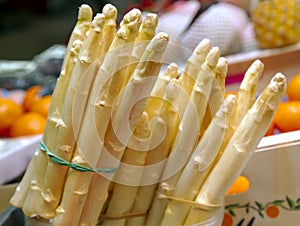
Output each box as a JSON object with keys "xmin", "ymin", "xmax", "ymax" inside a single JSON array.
[
  {"xmin": 34, "ymin": 13, "xmax": 107, "ymax": 220},
  {"xmin": 184, "ymin": 73, "xmax": 286, "ymax": 225},
  {"xmin": 216, "ymin": 59, "xmax": 264, "ymax": 167},
  {"xmin": 160, "ymin": 94, "xmax": 236, "ymax": 226},
  {"xmin": 78, "ymin": 32, "xmax": 169, "ymax": 226},
  {"xmin": 145, "ymin": 47, "xmax": 220, "ymax": 226},
  {"xmin": 53, "ymin": 8, "xmax": 141, "ymax": 226},
  {"xmin": 9, "ymin": 4, "xmax": 93, "ymax": 215},
  {"xmin": 9, "ymin": 3, "xmax": 289, "ymax": 226}
]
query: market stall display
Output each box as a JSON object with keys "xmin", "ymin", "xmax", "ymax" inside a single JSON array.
[{"xmin": 0, "ymin": 1, "xmax": 299, "ymax": 226}]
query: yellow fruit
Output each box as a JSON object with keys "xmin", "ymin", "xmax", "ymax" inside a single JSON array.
[{"xmin": 252, "ymin": 0, "xmax": 300, "ymax": 49}]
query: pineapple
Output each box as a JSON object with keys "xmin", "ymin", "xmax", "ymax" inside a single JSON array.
[{"xmin": 252, "ymin": 0, "xmax": 300, "ymax": 49}]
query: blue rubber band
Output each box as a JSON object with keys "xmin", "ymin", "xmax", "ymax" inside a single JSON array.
[{"xmin": 40, "ymin": 140, "xmax": 118, "ymax": 173}]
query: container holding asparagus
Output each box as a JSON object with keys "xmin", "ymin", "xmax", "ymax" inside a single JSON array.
[{"xmin": 9, "ymin": 3, "xmax": 287, "ymax": 226}]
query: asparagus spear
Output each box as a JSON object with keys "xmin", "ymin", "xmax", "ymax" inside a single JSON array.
[
  {"xmin": 132, "ymin": 13, "xmax": 158, "ymax": 62},
  {"xmin": 97, "ymin": 4, "xmax": 118, "ymax": 57},
  {"xmin": 30, "ymin": 13, "xmax": 106, "ymax": 219},
  {"xmin": 218, "ymin": 60, "xmax": 264, "ymax": 158},
  {"xmin": 160, "ymin": 94, "xmax": 236, "ymax": 226},
  {"xmin": 52, "ymin": 9, "xmax": 143, "ymax": 226},
  {"xmin": 200, "ymin": 57, "xmax": 228, "ymax": 135},
  {"xmin": 61, "ymin": 4, "xmax": 93, "ymax": 72},
  {"xmin": 145, "ymin": 47, "xmax": 220, "ymax": 226},
  {"xmin": 9, "ymin": 39, "xmax": 83, "ymax": 210},
  {"xmin": 79, "ymin": 32, "xmax": 169, "ymax": 226},
  {"xmin": 10, "ymin": 5, "xmax": 92, "ymax": 214},
  {"xmin": 184, "ymin": 73, "xmax": 286, "ymax": 225},
  {"xmin": 178, "ymin": 38, "xmax": 211, "ymax": 95}
]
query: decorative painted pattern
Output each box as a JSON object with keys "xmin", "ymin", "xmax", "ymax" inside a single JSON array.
[{"xmin": 222, "ymin": 196, "xmax": 300, "ymax": 226}]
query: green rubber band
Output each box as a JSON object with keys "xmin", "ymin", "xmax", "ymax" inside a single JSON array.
[{"xmin": 40, "ymin": 140, "xmax": 118, "ymax": 173}]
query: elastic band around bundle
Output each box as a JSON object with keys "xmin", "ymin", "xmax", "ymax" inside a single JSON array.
[
  {"xmin": 99, "ymin": 211, "xmax": 147, "ymax": 220},
  {"xmin": 40, "ymin": 140, "xmax": 118, "ymax": 173},
  {"xmin": 156, "ymin": 192, "xmax": 223, "ymax": 211}
]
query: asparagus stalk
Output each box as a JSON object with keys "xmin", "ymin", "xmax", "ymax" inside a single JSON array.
[
  {"xmin": 30, "ymin": 13, "xmax": 106, "ymax": 219},
  {"xmin": 96, "ymin": 4, "xmax": 118, "ymax": 58},
  {"xmin": 61, "ymin": 4, "xmax": 93, "ymax": 72},
  {"xmin": 79, "ymin": 32, "xmax": 169, "ymax": 226},
  {"xmin": 160, "ymin": 95, "xmax": 236, "ymax": 226},
  {"xmin": 9, "ymin": 5, "xmax": 92, "ymax": 210},
  {"xmin": 52, "ymin": 9, "xmax": 142, "ymax": 226},
  {"xmin": 184, "ymin": 73, "xmax": 287, "ymax": 225},
  {"xmin": 230, "ymin": 60, "xmax": 264, "ymax": 131},
  {"xmin": 9, "ymin": 39, "xmax": 83, "ymax": 210},
  {"xmin": 133, "ymin": 13, "xmax": 158, "ymax": 61},
  {"xmin": 200, "ymin": 57, "xmax": 228, "ymax": 135},
  {"xmin": 126, "ymin": 78, "xmax": 184, "ymax": 226},
  {"xmin": 145, "ymin": 47, "xmax": 220, "ymax": 226},
  {"xmin": 125, "ymin": 12, "xmax": 158, "ymax": 88},
  {"xmin": 178, "ymin": 38, "xmax": 211, "ymax": 95},
  {"xmin": 218, "ymin": 60, "xmax": 264, "ymax": 158}
]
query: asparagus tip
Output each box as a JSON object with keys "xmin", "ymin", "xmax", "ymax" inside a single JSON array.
[
  {"xmin": 166, "ymin": 63, "xmax": 178, "ymax": 78},
  {"xmin": 205, "ymin": 47, "xmax": 220, "ymax": 68},
  {"xmin": 143, "ymin": 13, "xmax": 159, "ymax": 28},
  {"xmin": 216, "ymin": 57, "xmax": 228, "ymax": 78},
  {"xmin": 70, "ymin": 39, "xmax": 83, "ymax": 56},
  {"xmin": 269, "ymin": 73, "xmax": 287, "ymax": 93},
  {"xmin": 248, "ymin": 59, "xmax": 264, "ymax": 75},
  {"xmin": 91, "ymin": 13, "xmax": 105, "ymax": 32},
  {"xmin": 192, "ymin": 38, "xmax": 211, "ymax": 60},
  {"xmin": 102, "ymin": 3, "xmax": 118, "ymax": 19},
  {"xmin": 78, "ymin": 4, "xmax": 93, "ymax": 21},
  {"xmin": 148, "ymin": 32, "xmax": 169, "ymax": 53},
  {"xmin": 223, "ymin": 94, "xmax": 237, "ymax": 113},
  {"xmin": 122, "ymin": 8, "xmax": 142, "ymax": 29}
]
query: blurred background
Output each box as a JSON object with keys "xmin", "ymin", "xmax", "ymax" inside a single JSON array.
[{"xmin": 0, "ymin": 0, "xmax": 141, "ymax": 60}]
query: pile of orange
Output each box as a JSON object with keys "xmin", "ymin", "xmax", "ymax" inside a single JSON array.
[
  {"xmin": 0, "ymin": 86, "xmax": 51, "ymax": 138},
  {"xmin": 266, "ymin": 73, "xmax": 300, "ymax": 135}
]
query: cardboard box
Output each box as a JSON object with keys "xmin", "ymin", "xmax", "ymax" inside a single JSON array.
[
  {"xmin": 223, "ymin": 43, "xmax": 300, "ymax": 225},
  {"xmin": 224, "ymin": 131, "xmax": 300, "ymax": 226}
]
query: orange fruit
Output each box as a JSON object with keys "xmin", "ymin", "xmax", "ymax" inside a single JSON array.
[
  {"xmin": 226, "ymin": 175, "xmax": 250, "ymax": 195},
  {"xmin": 0, "ymin": 98, "xmax": 23, "ymax": 131},
  {"xmin": 274, "ymin": 101, "xmax": 300, "ymax": 132},
  {"xmin": 10, "ymin": 112, "xmax": 46, "ymax": 137},
  {"xmin": 31, "ymin": 95, "xmax": 52, "ymax": 118},
  {"xmin": 286, "ymin": 73, "xmax": 300, "ymax": 101},
  {"xmin": 22, "ymin": 85, "xmax": 42, "ymax": 112},
  {"xmin": 222, "ymin": 212, "xmax": 233, "ymax": 226},
  {"xmin": 266, "ymin": 205, "xmax": 279, "ymax": 218},
  {"xmin": 265, "ymin": 119, "xmax": 275, "ymax": 136}
]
